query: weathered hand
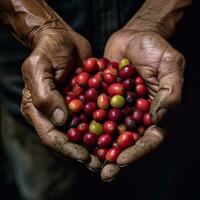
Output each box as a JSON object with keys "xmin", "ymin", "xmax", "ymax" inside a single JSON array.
[
  {"xmin": 21, "ymin": 28, "xmax": 101, "ymax": 170},
  {"xmin": 101, "ymin": 29, "xmax": 185, "ymax": 181}
]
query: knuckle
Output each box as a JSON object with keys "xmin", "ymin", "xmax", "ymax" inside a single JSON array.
[
  {"xmin": 33, "ymin": 93, "xmax": 50, "ymax": 109},
  {"xmin": 163, "ymin": 50, "xmax": 185, "ymax": 71},
  {"xmin": 21, "ymin": 54, "xmax": 43, "ymax": 79}
]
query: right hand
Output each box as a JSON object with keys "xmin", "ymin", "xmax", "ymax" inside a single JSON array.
[{"xmin": 21, "ymin": 27, "xmax": 101, "ymax": 171}]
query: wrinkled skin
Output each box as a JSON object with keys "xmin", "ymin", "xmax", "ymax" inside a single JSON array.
[
  {"xmin": 101, "ymin": 29, "xmax": 185, "ymax": 181},
  {"xmin": 21, "ymin": 27, "xmax": 101, "ymax": 170}
]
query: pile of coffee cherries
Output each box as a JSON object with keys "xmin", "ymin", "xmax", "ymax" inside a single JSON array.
[{"xmin": 63, "ymin": 58, "xmax": 153, "ymax": 163}]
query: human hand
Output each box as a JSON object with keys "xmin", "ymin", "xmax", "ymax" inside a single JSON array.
[
  {"xmin": 21, "ymin": 27, "xmax": 101, "ymax": 171},
  {"xmin": 101, "ymin": 29, "xmax": 185, "ymax": 181}
]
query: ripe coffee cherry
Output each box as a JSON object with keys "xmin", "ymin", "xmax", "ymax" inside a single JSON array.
[
  {"xmin": 124, "ymin": 116, "xmax": 136, "ymax": 131},
  {"xmin": 72, "ymin": 84, "xmax": 85, "ymax": 96},
  {"xmin": 93, "ymin": 109, "xmax": 107, "ymax": 122},
  {"xmin": 78, "ymin": 94, "xmax": 86, "ymax": 103},
  {"xmin": 104, "ymin": 67, "xmax": 118, "ymax": 77},
  {"xmin": 119, "ymin": 58, "xmax": 130, "ymax": 69},
  {"xmin": 83, "ymin": 132, "xmax": 97, "ymax": 146},
  {"xmin": 103, "ymin": 73, "xmax": 117, "ymax": 85},
  {"xmin": 89, "ymin": 120, "xmax": 103, "ymax": 136},
  {"xmin": 96, "ymin": 148, "xmax": 108, "ymax": 161},
  {"xmin": 132, "ymin": 109, "xmax": 144, "ymax": 123},
  {"xmin": 76, "ymin": 72, "xmax": 89, "ymax": 86},
  {"xmin": 97, "ymin": 93, "xmax": 109, "ymax": 109},
  {"xmin": 94, "ymin": 72, "xmax": 104, "ymax": 81},
  {"xmin": 126, "ymin": 92, "xmax": 137, "ymax": 106},
  {"xmin": 67, "ymin": 128, "xmax": 82, "ymax": 142},
  {"xmin": 83, "ymin": 58, "xmax": 98, "ymax": 72},
  {"xmin": 107, "ymin": 61, "xmax": 119, "ymax": 70},
  {"xmin": 122, "ymin": 79, "xmax": 135, "ymax": 91},
  {"xmin": 88, "ymin": 77, "xmax": 101, "ymax": 89},
  {"xmin": 106, "ymin": 146, "xmax": 121, "ymax": 162},
  {"xmin": 68, "ymin": 99, "xmax": 83, "ymax": 113},
  {"xmin": 117, "ymin": 131, "xmax": 135, "ymax": 149},
  {"xmin": 108, "ymin": 108, "xmax": 121, "ymax": 121},
  {"xmin": 98, "ymin": 134, "xmax": 112, "ymax": 147},
  {"xmin": 103, "ymin": 121, "xmax": 118, "ymax": 135},
  {"xmin": 135, "ymin": 75, "xmax": 144, "ymax": 85},
  {"xmin": 85, "ymin": 88, "xmax": 98, "ymax": 102},
  {"xmin": 110, "ymin": 95, "xmax": 125, "ymax": 108},
  {"xmin": 97, "ymin": 58, "xmax": 109, "ymax": 70},
  {"xmin": 70, "ymin": 76, "xmax": 77, "ymax": 87},
  {"xmin": 77, "ymin": 122, "xmax": 89, "ymax": 134},
  {"xmin": 135, "ymin": 84, "xmax": 147, "ymax": 97},
  {"xmin": 75, "ymin": 67, "xmax": 84, "ymax": 74},
  {"xmin": 119, "ymin": 65, "xmax": 136, "ymax": 79},
  {"xmin": 101, "ymin": 82, "xmax": 109, "ymax": 93},
  {"xmin": 65, "ymin": 92, "xmax": 76, "ymax": 104},
  {"xmin": 136, "ymin": 98, "xmax": 150, "ymax": 112},
  {"xmin": 143, "ymin": 113, "xmax": 153, "ymax": 127},
  {"xmin": 84, "ymin": 102, "xmax": 97, "ymax": 115},
  {"xmin": 108, "ymin": 83, "xmax": 125, "ymax": 96}
]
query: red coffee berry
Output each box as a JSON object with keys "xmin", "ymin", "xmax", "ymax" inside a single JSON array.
[
  {"xmin": 83, "ymin": 58, "xmax": 98, "ymax": 72},
  {"xmin": 143, "ymin": 113, "xmax": 153, "ymax": 127},
  {"xmin": 98, "ymin": 134, "xmax": 112, "ymax": 148},
  {"xmin": 106, "ymin": 146, "xmax": 121, "ymax": 162},
  {"xmin": 68, "ymin": 99, "xmax": 83, "ymax": 113},
  {"xmin": 103, "ymin": 121, "xmax": 118, "ymax": 135},
  {"xmin": 117, "ymin": 131, "xmax": 135, "ymax": 149},
  {"xmin": 136, "ymin": 98, "xmax": 150, "ymax": 113},
  {"xmin": 67, "ymin": 128, "xmax": 82, "ymax": 142}
]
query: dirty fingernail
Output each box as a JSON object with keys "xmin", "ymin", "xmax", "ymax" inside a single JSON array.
[{"xmin": 52, "ymin": 108, "xmax": 65, "ymax": 124}]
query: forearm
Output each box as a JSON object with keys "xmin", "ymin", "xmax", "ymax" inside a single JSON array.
[
  {"xmin": 0, "ymin": 0, "xmax": 72, "ymax": 48},
  {"xmin": 123, "ymin": 0, "xmax": 192, "ymax": 39}
]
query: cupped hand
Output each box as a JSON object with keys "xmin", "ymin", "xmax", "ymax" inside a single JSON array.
[
  {"xmin": 21, "ymin": 28, "xmax": 101, "ymax": 170},
  {"xmin": 101, "ymin": 29, "xmax": 185, "ymax": 181}
]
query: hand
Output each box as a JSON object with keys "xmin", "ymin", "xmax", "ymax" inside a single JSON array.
[
  {"xmin": 21, "ymin": 27, "xmax": 101, "ymax": 171},
  {"xmin": 101, "ymin": 29, "xmax": 185, "ymax": 181}
]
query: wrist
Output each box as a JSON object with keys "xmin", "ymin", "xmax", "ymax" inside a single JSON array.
[
  {"xmin": 122, "ymin": 18, "xmax": 172, "ymax": 39},
  {"xmin": 0, "ymin": 0, "xmax": 73, "ymax": 48},
  {"xmin": 122, "ymin": 0, "xmax": 192, "ymax": 39}
]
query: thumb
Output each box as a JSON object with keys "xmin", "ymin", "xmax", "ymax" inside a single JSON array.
[
  {"xmin": 151, "ymin": 50, "xmax": 185, "ymax": 124},
  {"xmin": 22, "ymin": 53, "xmax": 68, "ymax": 126}
]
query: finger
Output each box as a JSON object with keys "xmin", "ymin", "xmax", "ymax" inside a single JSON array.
[
  {"xmin": 103, "ymin": 34, "xmax": 124, "ymax": 62},
  {"xmin": 85, "ymin": 155, "xmax": 102, "ymax": 172},
  {"xmin": 101, "ymin": 126, "xmax": 165, "ymax": 182},
  {"xmin": 22, "ymin": 53, "xmax": 68, "ymax": 126},
  {"xmin": 101, "ymin": 164, "xmax": 120, "ymax": 182},
  {"xmin": 21, "ymin": 88, "xmax": 90, "ymax": 162},
  {"xmin": 117, "ymin": 125, "xmax": 166, "ymax": 165},
  {"xmin": 151, "ymin": 49, "xmax": 185, "ymax": 123}
]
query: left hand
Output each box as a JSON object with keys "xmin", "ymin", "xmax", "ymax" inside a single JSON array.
[{"xmin": 101, "ymin": 29, "xmax": 185, "ymax": 181}]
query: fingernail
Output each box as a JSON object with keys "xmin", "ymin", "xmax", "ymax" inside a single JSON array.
[{"xmin": 52, "ymin": 108, "xmax": 65, "ymax": 124}]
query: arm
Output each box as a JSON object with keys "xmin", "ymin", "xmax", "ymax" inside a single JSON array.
[
  {"xmin": 0, "ymin": 0, "xmax": 74, "ymax": 47},
  {"xmin": 0, "ymin": 0, "xmax": 101, "ymax": 170},
  {"xmin": 124, "ymin": 0, "xmax": 192, "ymax": 38},
  {"xmin": 101, "ymin": 0, "xmax": 192, "ymax": 181}
]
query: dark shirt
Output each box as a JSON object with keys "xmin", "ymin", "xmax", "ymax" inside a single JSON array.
[{"xmin": 0, "ymin": 0, "xmax": 144, "ymax": 117}]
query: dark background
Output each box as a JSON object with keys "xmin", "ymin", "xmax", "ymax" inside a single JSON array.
[{"xmin": 0, "ymin": 3, "xmax": 198, "ymax": 200}]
